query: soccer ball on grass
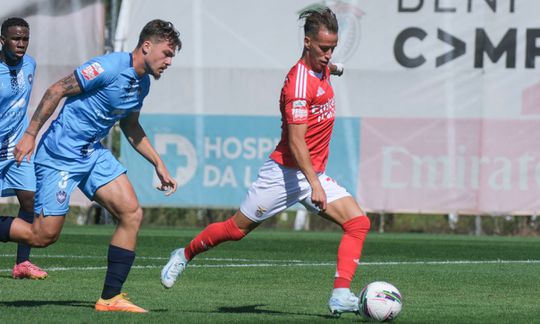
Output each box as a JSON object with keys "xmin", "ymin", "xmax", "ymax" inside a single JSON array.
[{"xmin": 359, "ymin": 281, "xmax": 402, "ymax": 322}]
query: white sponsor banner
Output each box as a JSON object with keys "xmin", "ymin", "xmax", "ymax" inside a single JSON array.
[
  {"xmin": 117, "ymin": 0, "xmax": 540, "ymax": 214},
  {"xmin": 116, "ymin": 0, "xmax": 539, "ymax": 119}
]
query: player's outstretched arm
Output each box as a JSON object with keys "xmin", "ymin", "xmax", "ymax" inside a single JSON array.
[
  {"xmin": 14, "ymin": 73, "xmax": 82, "ymax": 164},
  {"xmin": 119, "ymin": 112, "xmax": 178, "ymax": 196}
]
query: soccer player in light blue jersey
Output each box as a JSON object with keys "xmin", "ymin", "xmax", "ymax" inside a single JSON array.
[
  {"xmin": 0, "ymin": 17, "xmax": 48, "ymax": 280},
  {"xmin": 1, "ymin": 19, "xmax": 181, "ymax": 313}
]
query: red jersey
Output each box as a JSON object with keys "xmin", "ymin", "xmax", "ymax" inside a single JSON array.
[{"xmin": 270, "ymin": 60, "xmax": 336, "ymax": 172}]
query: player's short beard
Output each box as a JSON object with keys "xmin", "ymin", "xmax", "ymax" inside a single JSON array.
[
  {"xmin": 143, "ymin": 61, "xmax": 160, "ymax": 79},
  {"xmin": 1, "ymin": 47, "xmax": 20, "ymax": 66}
]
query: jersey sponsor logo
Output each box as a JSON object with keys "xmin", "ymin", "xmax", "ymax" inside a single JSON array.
[
  {"xmin": 292, "ymin": 99, "xmax": 308, "ymax": 121},
  {"xmin": 81, "ymin": 62, "xmax": 105, "ymax": 81},
  {"xmin": 311, "ymin": 97, "xmax": 336, "ymax": 123}
]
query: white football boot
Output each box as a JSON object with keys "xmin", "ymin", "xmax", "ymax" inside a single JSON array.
[
  {"xmin": 161, "ymin": 248, "xmax": 188, "ymax": 288},
  {"xmin": 328, "ymin": 289, "xmax": 360, "ymax": 317}
]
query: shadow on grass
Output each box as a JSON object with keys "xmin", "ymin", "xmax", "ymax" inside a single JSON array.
[
  {"xmin": 0, "ymin": 301, "xmax": 342, "ymax": 318},
  {"xmin": 0, "ymin": 300, "xmax": 169, "ymax": 313},
  {"xmin": 0, "ymin": 300, "xmax": 93, "ymax": 308},
  {"xmin": 0, "ymin": 274, "xmax": 15, "ymax": 279},
  {"xmin": 207, "ymin": 304, "xmax": 337, "ymax": 319}
]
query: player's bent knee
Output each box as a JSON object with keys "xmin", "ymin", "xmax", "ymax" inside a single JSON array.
[
  {"xmin": 120, "ymin": 206, "xmax": 143, "ymax": 229},
  {"xmin": 360, "ymin": 215, "xmax": 371, "ymax": 230},
  {"xmin": 29, "ymin": 224, "xmax": 62, "ymax": 247},
  {"xmin": 131, "ymin": 206, "xmax": 143, "ymax": 224},
  {"xmin": 225, "ymin": 217, "xmax": 247, "ymax": 240},
  {"xmin": 344, "ymin": 215, "xmax": 371, "ymax": 233}
]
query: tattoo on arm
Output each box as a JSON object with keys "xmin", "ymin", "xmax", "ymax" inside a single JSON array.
[
  {"xmin": 59, "ymin": 74, "xmax": 81, "ymax": 96},
  {"xmin": 28, "ymin": 89, "xmax": 59, "ymax": 135},
  {"xmin": 27, "ymin": 74, "xmax": 82, "ymax": 136}
]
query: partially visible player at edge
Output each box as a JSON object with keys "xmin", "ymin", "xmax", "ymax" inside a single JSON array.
[
  {"xmin": 161, "ymin": 7, "xmax": 370, "ymax": 316},
  {"xmin": 0, "ymin": 17, "xmax": 48, "ymax": 280},
  {"xmin": 0, "ymin": 19, "xmax": 181, "ymax": 313}
]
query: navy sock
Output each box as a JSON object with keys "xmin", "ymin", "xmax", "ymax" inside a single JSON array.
[
  {"xmin": 0, "ymin": 216, "xmax": 14, "ymax": 242},
  {"xmin": 101, "ymin": 244, "xmax": 135, "ymax": 299},
  {"xmin": 16, "ymin": 211, "xmax": 34, "ymax": 264}
]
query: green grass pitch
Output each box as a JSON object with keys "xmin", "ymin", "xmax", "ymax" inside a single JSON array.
[{"xmin": 1, "ymin": 225, "xmax": 539, "ymax": 323}]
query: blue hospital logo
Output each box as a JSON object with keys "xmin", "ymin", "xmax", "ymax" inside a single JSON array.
[
  {"xmin": 122, "ymin": 114, "xmax": 358, "ymax": 207},
  {"xmin": 153, "ymin": 134, "xmax": 197, "ymax": 187}
]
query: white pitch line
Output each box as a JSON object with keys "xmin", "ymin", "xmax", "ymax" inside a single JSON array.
[
  {"xmin": 0, "ymin": 259, "xmax": 539, "ymax": 273},
  {"xmin": 0, "ymin": 254, "xmax": 304, "ymax": 263}
]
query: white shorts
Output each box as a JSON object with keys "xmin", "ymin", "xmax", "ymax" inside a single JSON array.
[{"xmin": 240, "ymin": 159, "xmax": 351, "ymax": 222}]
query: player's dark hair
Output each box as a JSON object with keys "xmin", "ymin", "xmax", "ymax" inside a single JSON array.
[
  {"xmin": 137, "ymin": 19, "xmax": 181, "ymax": 51},
  {"xmin": 299, "ymin": 7, "xmax": 338, "ymax": 38},
  {"xmin": 1, "ymin": 17, "xmax": 29, "ymax": 37}
]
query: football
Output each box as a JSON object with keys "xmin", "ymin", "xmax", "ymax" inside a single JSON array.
[{"xmin": 359, "ymin": 281, "xmax": 403, "ymax": 322}]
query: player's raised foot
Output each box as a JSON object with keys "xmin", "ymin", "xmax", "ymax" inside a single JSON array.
[
  {"xmin": 12, "ymin": 260, "xmax": 48, "ymax": 279},
  {"xmin": 95, "ymin": 293, "xmax": 148, "ymax": 313},
  {"xmin": 328, "ymin": 290, "xmax": 360, "ymax": 317},
  {"xmin": 161, "ymin": 248, "xmax": 188, "ymax": 288}
]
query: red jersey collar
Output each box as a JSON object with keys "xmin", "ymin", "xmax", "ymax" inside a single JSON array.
[{"xmin": 298, "ymin": 59, "xmax": 330, "ymax": 80}]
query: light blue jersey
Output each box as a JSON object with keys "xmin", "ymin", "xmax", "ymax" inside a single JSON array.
[
  {"xmin": 33, "ymin": 52, "xmax": 150, "ymax": 214},
  {"xmin": 0, "ymin": 54, "xmax": 36, "ymax": 196},
  {"xmin": 0, "ymin": 54, "xmax": 35, "ymax": 161},
  {"xmin": 35, "ymin": 52, "xmax": 150, "ymax": 172}
]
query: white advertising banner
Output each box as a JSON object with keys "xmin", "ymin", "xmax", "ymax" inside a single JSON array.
[{"xmin": 118, "ymin": 0, "xmax": 540, "ymax": 214}]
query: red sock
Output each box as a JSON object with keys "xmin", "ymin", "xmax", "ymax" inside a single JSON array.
[
  {"xmin": 184, "ymin": 217, "xmax": 245, "ymax": 261},
  {"xmin": 333, "ymin": 216, "xmax": 371, "ymax": 289}
]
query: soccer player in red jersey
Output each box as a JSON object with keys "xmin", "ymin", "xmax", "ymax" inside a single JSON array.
[{"xmin": 161, "ymin": 7, "xmax": 370, "ymax": 316}]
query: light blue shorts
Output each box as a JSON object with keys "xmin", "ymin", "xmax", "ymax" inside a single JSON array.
[
  {"xmin": 34, "ymin": 150, "xmax": 126, "ymax": 216},
  {"xmin": 0, "ymin": 159, "xmax": 36, "ymax": 197}
]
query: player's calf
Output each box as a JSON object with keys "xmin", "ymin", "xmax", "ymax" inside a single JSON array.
[{"xmin": 0, "ymin": 216, "xmax": 14, "ymax": 242}]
